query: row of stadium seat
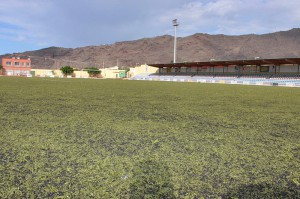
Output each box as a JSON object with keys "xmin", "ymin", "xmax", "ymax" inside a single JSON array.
[
  {"xmin": 132, "ymin": 73, "xmax": 300, "ymax": 87},
  {"xmin": 152, "ymin": 73, "xmax": 300, "ymax": 79}
]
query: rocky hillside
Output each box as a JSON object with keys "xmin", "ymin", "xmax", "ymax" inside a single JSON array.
[{"xmin": 2, "ymin": 28, "xmax": 300, "ymax": 69}]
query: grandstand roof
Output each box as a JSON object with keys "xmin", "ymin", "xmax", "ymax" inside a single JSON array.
[{"xmin": 150, "ymin": 58, "xmax": 300, "ymax": 68}]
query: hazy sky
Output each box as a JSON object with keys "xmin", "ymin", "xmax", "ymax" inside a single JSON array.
[{"xmin": 1, "ymin": 0, "xmax": 300, "ymax": 54}]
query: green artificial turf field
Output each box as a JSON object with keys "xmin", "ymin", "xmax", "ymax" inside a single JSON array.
[{"xmin": 0, "ymin": 77, "xmax": 300, "ymax": 198}]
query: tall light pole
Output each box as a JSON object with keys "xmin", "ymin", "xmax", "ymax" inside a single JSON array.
[{"xmin": 172, "ymin": 19, "xmax": 179, "ymax": 63}]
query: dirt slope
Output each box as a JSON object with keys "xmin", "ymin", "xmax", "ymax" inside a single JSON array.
[{"xmin": 2, "ymin": 28, "xmax": 300, "ymax": 69}]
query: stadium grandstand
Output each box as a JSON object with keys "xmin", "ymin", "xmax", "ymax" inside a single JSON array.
[{"xmin": 132, "ymin": 58, "xmax": 300, "ymax": 87}]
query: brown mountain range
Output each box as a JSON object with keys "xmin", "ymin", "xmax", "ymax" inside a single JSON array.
[{"xmin": 2, "ymin": 28, "xmax": 300, "ymax": 69}]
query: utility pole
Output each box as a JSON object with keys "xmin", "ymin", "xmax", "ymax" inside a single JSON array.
[{"xmin": 172, "ymin": 19, "xmax": 179, "ymax": 63}]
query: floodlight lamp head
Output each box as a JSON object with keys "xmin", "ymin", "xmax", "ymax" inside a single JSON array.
[{"xmin": 172, "ymin": 19, "xmax": 179, "ymax": 26}]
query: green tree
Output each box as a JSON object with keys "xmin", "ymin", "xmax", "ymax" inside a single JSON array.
[
  {"xmin": 85, "ymin": 67, "xmax": 101, "ymax": 77},
  {"xmin": 60, "ymin": 66, "xmax": 74, "ymax": 76},
  {"xmin": 124, "ymin": 67, "xmax": 130, "ymax": 73},
  {"xmin": 0, "ymin": 64, "xmax": 3, "ymax": 75},
  {"xmin": 124, "ymin": 67, "xmax": 130, "ymax": 78},
  {"xmin": 129, "ymin": 157, "xmax": 175, "ymax": 199}
]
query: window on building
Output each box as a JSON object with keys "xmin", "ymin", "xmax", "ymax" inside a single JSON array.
[
  {"xmin": 14, "ymin": 62, "xmax": 20, "ymax": 66},
  {"xmin": 26, "ymin": 63, "xmax": 30, "ymax": 67},
  {"xmin": 6, "ymin": 61, "xmax": 12, "ymax": 66}
]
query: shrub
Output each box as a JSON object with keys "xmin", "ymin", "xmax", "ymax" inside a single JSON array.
[{"xmin": 60, "ymin": 66, "xmax": 74, "ymax": 76}]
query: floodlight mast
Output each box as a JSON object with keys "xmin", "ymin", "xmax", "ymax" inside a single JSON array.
[{"xmin": 173, "ymin": 19, "xmax": 179, "ymax": 64}]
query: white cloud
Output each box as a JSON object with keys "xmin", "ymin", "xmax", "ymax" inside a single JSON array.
[
  {"xmin": 161, "ymin": 0, "xmax": 300, "ymax": 36},
  {"xmin": 0, "ymin": 0, "xmax": 54, "ymax": 46},
  {"xmin": 0, "ymin": 0, "xmax": 300, "ymax": 52}
]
